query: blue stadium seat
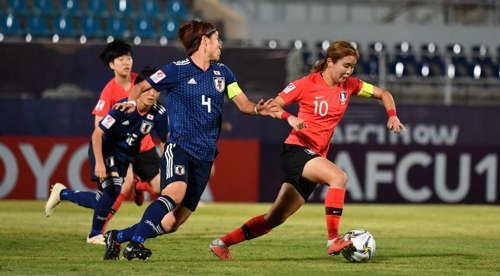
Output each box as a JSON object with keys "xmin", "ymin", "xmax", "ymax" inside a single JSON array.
[
  {"xmin": 60, "ymin": 0, "xmax": 83, "ymax": 16},
  {"xmin": 166, "ymin": 0, "xmax": 188, "ymax": 20},
  {"xmin": 159, "ymin": 19, "xmax": 179, "ymax": 39},
  {"xmin": 418, "ymin": 42, "xmax": 445, "ymax": 78},
  {"xmin": 113, "ymin": 0, "xmax": 135, "ymax": 18},
  {"xmin": 140, "ymin": 0, "xmax": 162, "ymax": 18},
  {"xmin": 389, "ymin": 42, "xmax": 417, "ymax": 78},
  {"xmin": 133, "ymin": 18, "xmax": 157, "ymax": 39},
  {"xmin": 469, "ymin": 44, "xmax": 495, "ymax": 79},
  {"xmin": 80, "ymin": 16, "xmax": 103, "ymax": 37},
  {"xmin": 0, "ymin": 13, "xmax": 23, "ymax": 36},
  {"xmin": 53, "ymin": 16, "xmax": 77, "ymax": 37},
  {"xmin": 26, "ymin": 15, "xmax": 51, "ymax": 37},
  {"xmin": 6, "ymin": 0, "xmax": 28, "ymax": 15},
  {"xmin": 33, "ymin": 0, "xmax": 56, "ymax": 16},
  {"xmin": 446, "ymin": 43, "xmax": 469, "ymax": 78},
  {"xmin": 106, "ymin": 16, "xmax": 128, "ymax": 38},
  {"xmin": 364, "ymin": 42, "xmax": 386, "ymax": 78},
  {"xmin": 86, "ymin": 0, "xmax": 108, "ymax": 17}
]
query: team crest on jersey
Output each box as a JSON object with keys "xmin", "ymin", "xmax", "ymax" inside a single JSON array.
[
  {"xmin": 140, "ymin": 121, "xmax": 154, "ymax": 134},
  {"xmin": 174, "ymin": 165, "xmax": 185, "ymax": 175},
  {"xmin": 105, "ymin": 156, "xmax": 115, "ymax": 167},
  {"xmin": 150, "ymin": 70, "xmax": 166, "ymax": 83},
  {"xmin": 339, "ymin": 91, "xmax": 347, "ymax": 104},
  {"xmin": 214, "ymin": 77, "xmax": 225, "ymax": 93},
  {"xmin": 283, "ymin": 83, "xmax": 296, "ymax": 94},
  {"xmin": 95, "ymin": 100, "xmax": 105, "ymax": 111}
]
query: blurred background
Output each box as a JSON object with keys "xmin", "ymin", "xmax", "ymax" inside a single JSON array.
[{"xmin": 0, "ymin": 0, "xmax": 498, "ymax": 204}]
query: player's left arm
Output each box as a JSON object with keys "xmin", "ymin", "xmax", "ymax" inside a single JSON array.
[{"xmin": 361, "ymin": 82, "xmax": 406, "ymax": 134}]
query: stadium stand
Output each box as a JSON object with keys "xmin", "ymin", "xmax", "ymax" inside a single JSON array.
[
  {"xmin": 25, "ymin": 14, "xmax": 51, "ymax": 37},
  {"xmin": 33, "ymin": 0, "xmax": 56, "ymax": 16}
]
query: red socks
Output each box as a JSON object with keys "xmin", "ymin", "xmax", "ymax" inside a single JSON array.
[
  {"xmin": 135, "ymin": 181, "xmax": 157, "ymax": 195},
  {"xmin": 221, "ymin": 215, "xmax": 271, "ymax": 247},
  {"xmin": 325, "ymin": 188, "xmax": 346, "ymax": 240}
]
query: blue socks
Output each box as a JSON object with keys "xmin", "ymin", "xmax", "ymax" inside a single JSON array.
[
  {"xmin": 131, "ymin": 195, "xmax": 176, "ymax": 244},
  {"xmin": 61, "ymin": 189, "xmax": 98, "ymax": 209}
]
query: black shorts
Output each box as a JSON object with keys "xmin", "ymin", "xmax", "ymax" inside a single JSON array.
[
  {"xmin": 279, "ymin": 144, "xmax": 321, "ymax": 201},
  {"xmin": 132, "ymin": 147, "xmax": 160, "ymax": 182}
]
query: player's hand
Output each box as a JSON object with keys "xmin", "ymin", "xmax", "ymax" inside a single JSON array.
[
  {"xmin": 255, "ymin": 99, "xmax": 277, "ymax": 116},
  {"xmin": 387, "ymin": 116, "xmax": 405, "ymax": 134},
  {"xmin": 288, "ymin": 116, "xmax": 307, "ymax": 132},
  {"xmin": 113, "ymin": 102, "xmax": 135, "ymax": 113},
  {"xmin": 94, "ymin": 163, "xmax": 106, "ymax": 179}
]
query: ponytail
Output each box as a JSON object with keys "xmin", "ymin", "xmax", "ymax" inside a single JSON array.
[{"xmin": 311, "ymin": 59, "xmax": 327, "ymax": 73}]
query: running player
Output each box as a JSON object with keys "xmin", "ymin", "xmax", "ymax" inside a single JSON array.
[
  {"xmin": 44, "ymin": 66, "xmax": 163, "ymax": 244},
  {"xmin": 102, "ymin": 20, "xmax": 274, "ymax": 261},
  {"xmin": 209, "ymin": 40, "xmax": 406, "ymax": 260}
]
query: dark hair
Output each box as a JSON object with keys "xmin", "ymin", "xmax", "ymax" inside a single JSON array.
[
  {"xmin": 98, "ymin": 39, "xmax": 132, "ymax": 66},
  {"xmin": 311, "ymin": 41, "xmax": 359, "ymax": 73},
  {"xmin": 135, "ymin": 66, "xmax": 157, "ymax": 84},
  {"xmin": 177, "ymin": 20, "xmax": 217, "ymax": 56}
]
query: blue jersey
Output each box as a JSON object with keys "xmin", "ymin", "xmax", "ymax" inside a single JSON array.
[
  {"xmin": 146, "ymin": 57, "xmax": 239, "ymax": 161},
  {"xmin": 96, "ymin": 98, "xmax": 169, "ymax": 164}
]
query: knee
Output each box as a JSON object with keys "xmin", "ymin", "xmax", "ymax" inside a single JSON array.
[{"xmin": 328, "ymin": 170, "xmax": 347, "ymax": 189}]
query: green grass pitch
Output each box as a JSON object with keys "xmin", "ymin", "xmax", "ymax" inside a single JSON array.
[{"xmin": 0, "ymin": 201, "xmax": 499, "ymax": 275}]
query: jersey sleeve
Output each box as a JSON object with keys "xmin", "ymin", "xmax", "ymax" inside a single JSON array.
[
  {"xmin": 221, "ymin": 66, "xmax": 242, "ymax": 100},
  {"xmin": 146, "ymin": 63, "xmax": 179, "ymax": 93},
  {"xmin": 92, "ymin": 83, "xmax": 114, "ymax": 116},
  {"xmin": 278, "ymin": 78, "xmax": 306, "ymax": 105},
  {"xmin": 350, "ymin": 77, "xmax": 374, "ymax": 98},
  {"xmin": 98, "ymin": 108, "xmax": 123, "ymax": 133},
  {"xmin": 153, "ymin": 108, "xmax": 170, "ymax": 143}
]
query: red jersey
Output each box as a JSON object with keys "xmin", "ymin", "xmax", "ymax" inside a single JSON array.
[
  {"xmin": 92, "ymin": 73, "xmax": 155, "ymax": 152},
  {"xmin": 278, "ymin": 73, "xmax": 371, "ymax": 157}
]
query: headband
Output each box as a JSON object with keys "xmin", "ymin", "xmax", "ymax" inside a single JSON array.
[{"xmin": 189, "ymin": 28, "xmax": 217, "ymax": 49}]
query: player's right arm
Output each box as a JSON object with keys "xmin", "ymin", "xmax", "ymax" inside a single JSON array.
[
  {"xmin": 269, "ymin": 81, "xmax": 307, "ymax": 131},
  {"xmin": 91, "ymin": 126, "xmax": 106, "ymax": 179}
]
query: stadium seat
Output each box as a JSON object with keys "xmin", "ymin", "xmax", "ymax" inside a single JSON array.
[
  {"xmin": 26, "ymin": 15, "xmax": 51, "ymax": 37},
  {"xmin": 80, "ymin": 16, "xmax": 103, "ymax": 37},
  {"xmin": 86, "ymin": 0, "xmax": 108, "ymax": 17},
  {"xmin": 166, "ymin": 0, "xmax": 189, "ymax": 20},
  {"xmin": 53, "ymin": 16, "xmax": 77, "ymax": 37},
  {"xmin": 159, "ymin": 18, "xmax": 179, "ymax": 39},
  {"xmin": 445, "ymin": 43, "xmax": 469, "ymax": 78},
  {"xmin": 60, "ymin": 0, "xmax": 83, "ymax": 16},
  {"xmin": 106, "ymin": 16, "xmax": 128, "ymax": 38},
  {"xmin": 140, "ymin": 0, "xmax": 162, "ymax": 19},
  {"xmin": 33, "ymin": 0, "xmax": 56, "ymax": 16},
  {"xmin": 0, "ymin": 13, "xmax": 23, "ymax": 36},
  {"xmin": 469, "ymin": 44, "xmax": 495, "ymax": 79},
  {"xmin": 349, "ymin": 41, "xmax": 365, "ymax": 76},
  {"xmin": 6, "ymin": 0, "xmax": 28, "ymax": 15},
  {"xmin": 365, "ymin": 42, "xmax": 386, "ymax": 78},
  {"xmin": 113, "ymin": 0, "xmax": 136, "ymax": 18},
  {"xmin": 419, "ymin": 42, "xmax": 445, "ymax": 78},
  {"xmin": 133, "ymin": 18, "xmax": 157, "ymax": 39},
  {"xmin": 389, "ymin": 42, "xmax": 418, "ymax": 78}
]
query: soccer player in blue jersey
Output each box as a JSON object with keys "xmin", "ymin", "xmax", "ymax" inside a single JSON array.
[
  {"xmin": 102, "ymin": 20, "xmax": 274, "ymax": 260},
  {"xmin": 45, "ymin": 67, "xmax": 169, "ymax": 245}
]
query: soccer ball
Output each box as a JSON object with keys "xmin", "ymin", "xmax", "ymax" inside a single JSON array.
[{"xmin": 341, "ymin": 228, "xmax": 376, "ymax": 263}]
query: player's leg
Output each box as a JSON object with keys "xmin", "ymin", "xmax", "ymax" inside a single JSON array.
[
  {"xmin": 133, "ymin": 147, "xmax": 161, "ymax": 205},
  {"xmin": 301, "ymin": 156, "xmax": 352, "ymax": 255},
  {"xmin": 103, "ymin": 204, "xmax": 192, "ymax": 260},
  {"xmin": 121, "ymin": 143, "xmax": 189, "ymax": 260},
  {"xmin": 45, "ymin": 182, "xmax": 100, "ymax": 217},
  {"xmin": 102, "ymin": 164, "xmax": 134, "ymax": 232},
  {"xmin": 210, "ymin": 182, "xmax": 305, "ymax": 260}
]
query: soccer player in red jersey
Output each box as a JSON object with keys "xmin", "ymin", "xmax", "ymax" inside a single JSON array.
[{"xmin": 209, "ymin": 40, "xmax": 405, "ymax": 260}]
